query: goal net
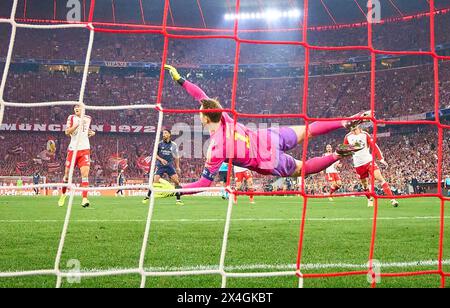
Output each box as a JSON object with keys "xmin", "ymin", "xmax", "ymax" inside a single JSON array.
[{"xmin": 0, "ymin": 0, "xmax": 449, "ymax": 288}]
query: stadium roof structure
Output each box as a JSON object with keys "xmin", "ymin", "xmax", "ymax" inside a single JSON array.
[{"xmin": 1, "ymin": 0, "xmax": 449, "ymax": 31}]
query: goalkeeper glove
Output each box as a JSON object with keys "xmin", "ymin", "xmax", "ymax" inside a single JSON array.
[
  {"xmin": 153, "ymin": 179, "xmax": 175, "ymax": 198},
  {"xmin": 153, "ymin": 179, "xmax": 183, "ymax": 199},
  {"xmin": 164, "ymin": 64, "xmax": 185, "ymax": 86}
]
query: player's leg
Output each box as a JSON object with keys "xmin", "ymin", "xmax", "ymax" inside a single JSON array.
[
  {"xmin": 274, "ymin": 126, "xmax": 362, "ymax": 178},
  {"xmin": 59, "ymin": 150, "xmax": 74, "ymax": 206},
  {"xmin": 287, "ymin": 110, "xmax": 372, "ymax": 145},
  {"xmin": 329, "ymin": 180, "xmax": 337, "ymax": 201},
  {"xmin": 149, "ymin": 175, "xmax": 161, "ymax": 196},
  {"xmin": 219, "ymin": 171, "xmax": 229, "ymax": 200},
  {"xmin": 143, "ymin": 174, "xmax": 161, "ymax": 203},
  {"xmin": 330, "ymin": 181, "xmax": 338, "ymax": 195},
  {"xmin": 330, "ymin": 178, "xmax": 342, "ymax": 197},
  {"xmin": 374, "ymin": 169, "xmax": 399, "ymax": 208},
  {"xmin": 219, "ymin": 180, "xmax": 228, "ymax": 200},
  {"xmin": 359, "ymin": 177, "xmax": 375, "ymax": 207},
  {"xmin": 354, "ymin": 163, "xmax": 374, "ymax": 207},
  {"xmin": 170, "ymin": 174, "xmax": 184, "ymax": 205},
  {"xmin": 58, "ymin": 166, "xmax": 70, "ymax": 207},
  {"xmin": 290, "ymin": 144, "xmax": 361, "ymax": 178},
  {"xmin": 219, "ymin": 181, "xmax": 225, "ymax": 198},
  {"xmin": 75, "ymin": 150, "xmax": 91, "ymax": 208},
  {"xmin": 234, "ymin": 178, "xmax": 243, "ymax": 204},
  {"xmin": 324, "ymin": 173, "xmax": 333, "ymax": 201},
  {"xmin": 247, "ymin": 176, "xmax": 255, "ymax": 204},
  {"xmin": 336, "ymin": 179, "xmax": 343, "ymax": 189},
  {"xmin": 80, "ymin": 165, "xmax": 90, "ymax": 208},
  {"xmin": 171, "ymin": 174, "xmax": 181, "ymax": 187}
]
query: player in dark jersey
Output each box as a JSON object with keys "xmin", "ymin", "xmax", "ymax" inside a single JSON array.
[
  {"xmin": 116, "ymin": 170, "xmax": 126, "ymax": 197},
  {"xmin": 32, "ymin": 172, "xmax": 40, "ymax": 195},
  {"xmin": 143, "ymin": 129, "xmax": 183, "ymax": 205},
  {"xmin": 445, "ymin": 177, "xmax": 450, "ymax": 197}
]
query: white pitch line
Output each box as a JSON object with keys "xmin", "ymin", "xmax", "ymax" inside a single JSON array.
[
  {"xmin": 0, "ymin": 216, "xmax": 449, "ymax": 224},
  {"xmin": 143, "ymin": 259, "xmax": 450, "ymax": 272},
  {"xmin": 3, "ymin": 259, "xmax": 447, "ymax": 277}
]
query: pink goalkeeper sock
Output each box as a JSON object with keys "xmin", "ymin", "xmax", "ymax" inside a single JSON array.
[
  {"xmin": 303, "ymin": 154, "xmax": 340, "ymax": 176},
  {"xmin": 308, "ymin": 120, "xmax": 344, "ymax": 137}
]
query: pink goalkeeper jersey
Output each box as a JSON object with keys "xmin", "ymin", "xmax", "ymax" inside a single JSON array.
[{"xmin": 182, "ymin": 81, "xmax": 276, "ymax": 190}]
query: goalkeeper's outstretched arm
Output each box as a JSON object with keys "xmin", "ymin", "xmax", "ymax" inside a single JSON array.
[
  {"xmin": 182, "ymin": 167, "xmax": 216, "ymax": 191},
  {"xmin": 164, "ymin": 64, "xmax": 210, "ymax": 103}
]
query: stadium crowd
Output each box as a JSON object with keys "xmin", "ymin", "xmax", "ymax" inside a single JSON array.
[
  {"xmin": 1, "ymin": 12, "xmax": 450, "ymax": 65},
  {"xmin": 2, "ymin": 59, "xmax": 450, "ymax": 125}
]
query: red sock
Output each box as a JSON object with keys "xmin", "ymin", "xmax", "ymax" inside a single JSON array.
[
  {"xmin": 81, "ymin": 178, "xmax": 89, "ymax": 199},
  {"xmin": 364, "ymin": 188, "xmax": 371, "ymax": 199},
  {"xmin": 330, "ymin": 186, "xmax": 338, "ymax": 196},
  {"xmin": 234, "ymin": 193, "xmax": 237, "ymax": 203},
  {"xmin": 382, "ymin": 182, "xmax": 394, "ymax": 197},
  {"xmin": 249, "ymin": 188, "xmax": 255, "ymax": 202},
  {"xmin": 308, "ymin": 121, "xmax": 344, "ymax": 137},
  {"xmin": 62, "ymin": 180, "xmax": 68, "ymax": 195},
  {"xmin": 303, "ymin": 154, "xmax": 340, "ymax": 176}
]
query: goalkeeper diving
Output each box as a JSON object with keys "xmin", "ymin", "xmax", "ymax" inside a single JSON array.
[{"xmin": 155, "ymin": 65, "xmax": 369, "ymax": 196}]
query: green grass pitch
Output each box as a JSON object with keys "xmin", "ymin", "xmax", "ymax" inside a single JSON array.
[{"xmin": 0, "ymin": 195, "xmax": 449, "ymax": 288}]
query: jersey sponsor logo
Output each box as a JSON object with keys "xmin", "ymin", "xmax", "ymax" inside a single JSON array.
[{"xmin": 234, "ymin": 132, "xmax": 250, "ymax": 149}]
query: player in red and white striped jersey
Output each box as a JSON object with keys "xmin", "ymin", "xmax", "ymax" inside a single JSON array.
[
  {"xmin": 344, "ymin": 126, "xmax": 399, "ymax": 208},
  {"xmin": 58, "ymin": 104, "xmax": 95, "ymax": 208},
  {"xmin": 234, "ymin": 166, "xmax": 255, "ymax": 204},
  {"xmin": 324, "ymin": 144, "xmax": 343, "ymax": 202}
]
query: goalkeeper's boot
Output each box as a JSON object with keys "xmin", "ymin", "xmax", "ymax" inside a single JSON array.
[
  {"xmin": 391, "ymin": 199, "xmax": 399, "ymax": 208},
  {"xmin": 344, "ymin": 110, "xmax": 372, "ymax": 129},
  {"xmin": 58, "ymin": 195, "xmax": 67, "ymax": 207},
  {"xmin": 142, "ymin": 197, "xmax": 150, "ymax": 204},
  {"xmin": 176, "ymin": 200, "xmax": 185, "ymax": 206},
  {"xmin": 82, "ymin": 198, "xmax": 90, "ymax": 208},
  {"xmin": 336, "ymin": 143, "xmax": 363, "ymax": 157}
]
